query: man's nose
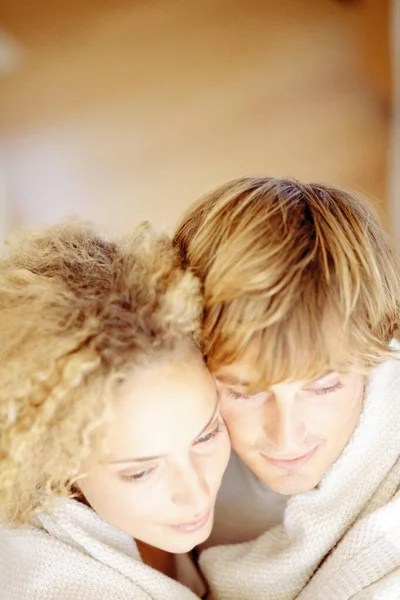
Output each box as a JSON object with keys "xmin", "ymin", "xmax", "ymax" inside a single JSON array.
[{"xmin": 262, "ymin": 394, "xmax": 307, "ymax": 451}]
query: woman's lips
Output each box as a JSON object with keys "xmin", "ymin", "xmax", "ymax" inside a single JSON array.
[
  {"xmin": 169, "ymin": 508, "xmax": 212, "ymax": 534},
  {"xmin": 261, "ymin": 446, "xmax": 319, "ymax": 470}
]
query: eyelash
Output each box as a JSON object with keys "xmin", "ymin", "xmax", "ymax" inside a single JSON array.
[
  {"xmin": 122, "ymin": 466, "xmax": 156, "ymax": 483},
  {"xmin": 228, "ymin": 390, "xmax": 261, "ymax": 401},
  {"xmin": 228, "ymin": 382, "xmax": 344, "ymax": 400},
  {"xmin": 194, "ymin": 421, "xmax": 224, "ymax": 445},
  {"xmin": 121, "ymin": 422, "xmax": 224, "ymax": 483},
  {"xmin": 311, "ymin": 381, "xmax": 344, "ymax": 396},
  {"xmin": 229, "ymin": 390, "xmax": 248, "ymax": 400}
]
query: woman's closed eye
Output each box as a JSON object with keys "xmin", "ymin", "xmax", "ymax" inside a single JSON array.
[
  {"xmin": 119, "ymin": 420, "xmax": 225, "ymax": 482},
  {"xmin": 121, "ymin": 465, "xmax": 157, "ymax": 483},
  {"xmin": 194, "ymin": 419, "xmax": 224, "ymax": 445}
]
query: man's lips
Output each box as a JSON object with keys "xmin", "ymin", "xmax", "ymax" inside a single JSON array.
[{"xmin": 261, "ymin": 446, "xmax": 319, "ymax": 470}]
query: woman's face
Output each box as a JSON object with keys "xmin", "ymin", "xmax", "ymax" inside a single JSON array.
[{"xmin": 79, "ymin": 347, "xmax": 231, "ymax": 553}]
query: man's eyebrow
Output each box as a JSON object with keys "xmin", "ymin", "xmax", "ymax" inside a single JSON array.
[
  {"xmin": 217, "ymin": 373, "xmax": 251, "ymax": 388},
  {"xmin": 308, "ymin": 370, "xmax": 335, "ymax": 384},
  {"xmin": 110, "ymin": 396, "xmax": 220, "ymax": 466},
  {"xmin": 217, "ymin": 370, "xmax": 336, "ymax": 389}
]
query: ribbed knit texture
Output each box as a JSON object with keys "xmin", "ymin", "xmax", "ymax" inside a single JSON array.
[{"xmin": 0, "ymin": 497, "xmax": 199, "ymax": 599}]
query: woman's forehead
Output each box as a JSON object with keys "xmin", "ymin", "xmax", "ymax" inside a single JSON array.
[{"xmin": 94, "ymin": 359, "xmax": 219, "ymax": 462}]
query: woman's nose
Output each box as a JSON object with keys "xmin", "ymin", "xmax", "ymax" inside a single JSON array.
[{"xmin": 170, "ymin": 460, "xmax": 210, "ymax": 512}]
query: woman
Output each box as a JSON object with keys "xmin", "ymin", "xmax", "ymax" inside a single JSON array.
[{"xmin": 0, "ymin": 221, "xmax": 231, "ymax": 599}]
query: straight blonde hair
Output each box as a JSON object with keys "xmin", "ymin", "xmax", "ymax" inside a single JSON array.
[{"xmin": 174, "ymin": 177, "xmax": 400, "ymax": 389}]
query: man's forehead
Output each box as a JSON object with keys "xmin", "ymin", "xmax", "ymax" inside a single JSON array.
[
  {"xmin": 213, "ymin": 343, "xmax": 261, "ymax": 385},
  {"xmin": 215, "ymin": 361, "xmax": 260, "ymax": 389},
  {"xmin": 216, "ymin": 361, "xmax": 335, "ymax": 390}
]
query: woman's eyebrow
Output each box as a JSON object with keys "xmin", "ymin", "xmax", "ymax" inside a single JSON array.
[
  {"xmin": 111, "ymin": 453, "xmax": 165, "ymax": 465},
  {"xmin": 110, "ymin": 396, "xmax": 220, "ymax": 465}
]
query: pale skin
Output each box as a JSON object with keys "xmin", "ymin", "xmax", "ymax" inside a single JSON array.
[
  {"xmin": 215, "ymin": 355, "xmax": 364, "ymax": 496},
  {"xmin": 79, "ymin": 345, "xmax": 231, "ymax": 558}
]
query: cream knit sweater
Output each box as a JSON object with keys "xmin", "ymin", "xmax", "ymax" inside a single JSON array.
[
  {"xmin": 0, "ymin": 497, "xmax": 200, "ymax": 599},
  {"xmin": 1, "ymin": 355, "xmax": 399, "ymax": 600},
  {"xmin": 200, "ymin": 352, "xmax": 400, "ymax": 599}
]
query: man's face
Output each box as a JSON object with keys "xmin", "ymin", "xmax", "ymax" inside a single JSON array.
[{"xmin": 215, "ymin": 356, "xmax": 364, "ymax": 495}]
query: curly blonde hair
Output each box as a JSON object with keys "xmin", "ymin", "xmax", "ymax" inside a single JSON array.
[
  {"xmin": 174, "ymin": 177, "xmax": 400, "ymax": 388},
  {"xmin": 0, "ymin": 220, "xmax": 201, "ymax": 525}
]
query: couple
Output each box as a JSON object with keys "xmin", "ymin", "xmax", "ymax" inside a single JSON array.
[{"xmin": 1, "ymin": 177, "xmax": 400, "ymax": 599}]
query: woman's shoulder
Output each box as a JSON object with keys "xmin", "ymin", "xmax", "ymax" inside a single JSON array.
[
  {"xmin": 0, "ymin": 518, "xmax": 131, "ymax": 598},
  {"xmin": 0, "ymin": 502, "xmax": 199, "ymax": 600}
]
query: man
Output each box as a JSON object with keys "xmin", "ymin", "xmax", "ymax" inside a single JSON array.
[{"xmin": 173, "ymin": 177, "xmax": 400, "ymax": 599}]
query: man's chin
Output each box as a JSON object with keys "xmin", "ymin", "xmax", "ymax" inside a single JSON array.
[
  {"xmin": 264, "ymin": 475, "xmax": 319, "ymax": 496},
  {"xmin": 235, "ymin": 447, "xmax": 325, "ymax": 495},
  {"xmin": 248, "ymin": 459, "xmax": 322, "ymax": 495}
]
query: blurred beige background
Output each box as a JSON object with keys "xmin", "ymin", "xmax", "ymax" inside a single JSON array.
[{"xmin": 0, "ymin": 0, "xmax": 397, "ymax": 241}]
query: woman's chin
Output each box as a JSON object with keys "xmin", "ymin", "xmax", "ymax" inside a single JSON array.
[
  {"xmin": 161, "ymin": 516, "xmax": 214, "ymax": 554},
  {"xmin": 164, "ymin": 535, "xmax": 205, "ymax": 554}
]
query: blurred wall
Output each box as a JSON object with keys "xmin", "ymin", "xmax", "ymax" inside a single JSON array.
[
  {"xmin": 0, "ymin": 0, "xmax": 395, "ymax": 239},
  {"xmin": 390, "ymin": 0, "xmax": 400, "ymax": 248}
]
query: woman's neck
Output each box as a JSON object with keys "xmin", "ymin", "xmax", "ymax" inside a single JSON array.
[
  {"xmin": 72, "ymin": 492, "xmax": 177, "ymax": 580},
  {"xmin": 136, "ymin": 539, "xmax": 176, "ymax": 579}
]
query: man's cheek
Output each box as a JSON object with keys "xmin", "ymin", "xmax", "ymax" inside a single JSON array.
[
  {"xmin": 222, "ymin": 409, "xmax": 251, "ymax": 443},
  {"xmin": 220, "ymin": 408, "xmax": 239, "ymax": 436}
]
